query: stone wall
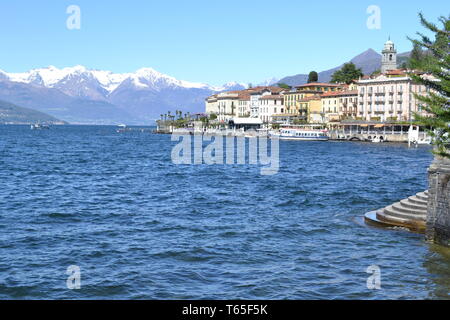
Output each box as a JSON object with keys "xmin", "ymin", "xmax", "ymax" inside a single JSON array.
[{"xmin": 427, "ymin": 157, "xmax": 450, "ymax": 246}]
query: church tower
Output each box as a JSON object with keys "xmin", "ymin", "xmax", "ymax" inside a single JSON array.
[{"xmin": 381, "ymin": 38, "xmax": 397, "ymax": 74}]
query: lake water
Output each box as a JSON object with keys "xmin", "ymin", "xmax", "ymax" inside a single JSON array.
[{"xmin": 0, "ymin": 125, "xmax": 449, "ymax": 300}]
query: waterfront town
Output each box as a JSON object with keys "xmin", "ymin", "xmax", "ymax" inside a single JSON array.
[{"xmin": 190, "ymin": 39, "xmax": 433, "ymax": 142}]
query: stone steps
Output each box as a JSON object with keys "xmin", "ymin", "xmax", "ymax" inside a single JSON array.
[
  {"xmin": 381, "ymin": 205, "xmax": 426, "ymax": 221},
  {"xmin": 408, "ymin": 195, "xmax": 428, "ymax": 206},
  {"xmin": 376, "ymin": 210, "xmax": 425, "ymax": 226},
  {"xmin": 392, "ymin": 202, "xmax": 427, "ymax": 215},
  {"xmin": 400, "ymin": 199, "xmax": 427, "ymax": 211},
  {"xmin": 365, "ymin": 190, "xmax": 428, "ymax": 233},
  {"xmin": 416, "ymin": 192, "xmax": 428, "ymax": 201}
]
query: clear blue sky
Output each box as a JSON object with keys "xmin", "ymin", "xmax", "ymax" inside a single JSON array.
[{"xmin": 0, "ymin": 0, "xmax": 447, "ymax": 85}]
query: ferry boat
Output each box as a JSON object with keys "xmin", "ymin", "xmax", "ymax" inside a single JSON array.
[{"xmin": 272, "ymin": 126, "xmax": 329, "ymax": 141}]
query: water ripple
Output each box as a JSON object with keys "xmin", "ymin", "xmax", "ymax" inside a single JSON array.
[{"xmin": 0, "ymin": 125, "xmax": 448, "ymax": 299}]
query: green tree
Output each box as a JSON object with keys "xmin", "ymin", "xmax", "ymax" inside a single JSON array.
[
  {"xmin": 277, "ymin": 83, "xmax": 292, "ymax": 90},
  {"xmin": 308, "ymin": 71, "xmax": 318, "ymax": 83},
  {"xmin": 408, "ymin": 42, "xmax": 425, "ymax": 69},
  {"xmin": 371, "ymin": 69, "xmax": 381, "ymax": 77},
  {"xmin": 331, "ymin": 63, "xmax": 364, "ymax": 84},
  {"xmin": 409, "ymin": 13, "xmax": 450, "ymax": 158}
]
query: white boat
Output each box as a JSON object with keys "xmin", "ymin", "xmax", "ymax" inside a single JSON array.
[
  {"xmin": 31, "ymin": 124, "xmax": 50, "ymax": 130},
  {"xmin": 416, "ymin": 137, "xmax": 432, "ymax": 145},
  {"xmin": 371, "ymin": 136, "xmax": 383, "ymax": 143},
  {"xmin": 116, "ymin": 124, "xmax": 129, "ymax": 133},
  {"xmin": 274, "ymin": 128, "xmax": 329, "ymax": 141},
  {"xmin": 408, "ymin": 125, "xmax": 432, "ymax": 146}
]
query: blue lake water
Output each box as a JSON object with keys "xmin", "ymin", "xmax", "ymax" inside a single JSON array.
[{"xmin": 0, "ymin": 125, "xmax": 449, "ymax": 300}]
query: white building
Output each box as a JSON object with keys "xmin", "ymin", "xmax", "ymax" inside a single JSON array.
[
  {"xmin": 247, "ymin": 87, "xmax": 285, "ymax": 119},
  {"xmin": 258, "ymin": 95, "xmax": 284, "ymax": 123},
  {"xmin": 357, "ymin": 70, "xmax": 429, "ymax": 122},
  {"xmin": 216, "ymin": 91, "xmax": 240, "ymax": 123},
  {"xmin": 237, "ymin": 93, "xmax": 250, "ymax": 117},
  {"xmin": 205, "ymin": 95, "xmax": 218, "ymax": 115}
]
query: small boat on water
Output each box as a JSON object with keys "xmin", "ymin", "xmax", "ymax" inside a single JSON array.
[
  {"xmin": 371, "ymin": 136, "xmax": 384, "ymax": 143},
  {"xmin": 271, "ymin": 126, "xmax": 329, "ymax": 141},
  {"xmin": 116, "ymin": 124, "xmax": 129, "ymax": 133},
  {"xmin": 416, "ymin": 137, "xmax": 432, "ymax": 145},
  {"xmin": 31, "ymin": 124, "xmax": 50, "ymax": 130},
  {"xmin": 408, "ymin": 125, "xmax": 433, "ymax": 146}
]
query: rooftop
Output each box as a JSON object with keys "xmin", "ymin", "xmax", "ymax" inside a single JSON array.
[
  {"xmin": 260, "ymin": 95, "xmax": 283, "ymax": 100},
  {"xmin": 321, "ymin": 90, "xmax": 358, "ymax": 97}
]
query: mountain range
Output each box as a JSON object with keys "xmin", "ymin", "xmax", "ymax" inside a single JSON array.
[
  {"xmin": 0, "ymin": 48, "xmax": 411, "ymax": 124},
  {"xmin": 0, "ymin": 66, "xmax": 246, "ymax": 124}
]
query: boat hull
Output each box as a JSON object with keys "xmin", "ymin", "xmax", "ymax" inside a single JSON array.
[{"xmin": 278, "ymin": 136, "xmax": 329, "ymax": 141}]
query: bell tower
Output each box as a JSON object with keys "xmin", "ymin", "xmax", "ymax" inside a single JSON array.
[{"xmin": 381, "ymin": 38, "xmax": 397, "ymax": 74}]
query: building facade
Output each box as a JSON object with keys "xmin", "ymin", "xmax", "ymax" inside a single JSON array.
[
  {"xmin": 321, "ymin": 88, "xmax": 358, "ymax": 123},
  {"xmin": 216, "ymin": 91, "xmax": 240, "ymax": 122},
  {"xmin": 259, "ymin": 95, "xmax": 284, "ymax": 123},
  {"xmin": 357, "ymin": 70, "xmax": 429, "ymax": 122}
]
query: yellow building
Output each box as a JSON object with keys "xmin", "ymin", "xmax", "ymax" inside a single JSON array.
[
  {"xmin": 298, "ymin": 96, "xmax": 323, "ymax": 123},
  {"xmin": 321, "ymin": 90, "xmax": 358, "ymax": 123},
  {"xmin": 294, "ymin": 83, "xmax": 344, "ymax": 122},
  {"xmin": 295, "ymin": 82, "xmax": 342, "ymax": 93},
  {"xmin": 283, "ymin": 91, "xmax": 305, "ymax": 114}
]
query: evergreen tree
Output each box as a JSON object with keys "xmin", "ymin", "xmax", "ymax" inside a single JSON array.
[
  {"xmin": 409, "ymin": 13, "xmax": 450, "ymax": 158},
  {"xmin": 331, "ymin": 63, "xmax": 364, "ymax": 84},
  {"xmin": 408, "ymin": 42, "xmax": 425, "ymax": 69},
  {"xmin": 308, "ymin": 71, "xmax": 318, "ymax": 83}
]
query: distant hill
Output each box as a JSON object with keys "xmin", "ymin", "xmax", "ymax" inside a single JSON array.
[
  {"xmin": 0, "ymin": 99, "xmax": 66, "ymax": 124},
  {"xmin": 278, "ymin": 49, "xmax": 411, "ymax": 86}
]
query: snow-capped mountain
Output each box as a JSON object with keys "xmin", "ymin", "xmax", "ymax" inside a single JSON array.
[
  {"xmin": 257, "ymin": 77, "xmax": 279, "ymax": 86},
  {"xmin": 0, "ymin": 66, "xmax": 247, "ymax": 123},
  {"xmin": 5, "ymin": 66, "xmax": 216, "ymax": 95}
]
